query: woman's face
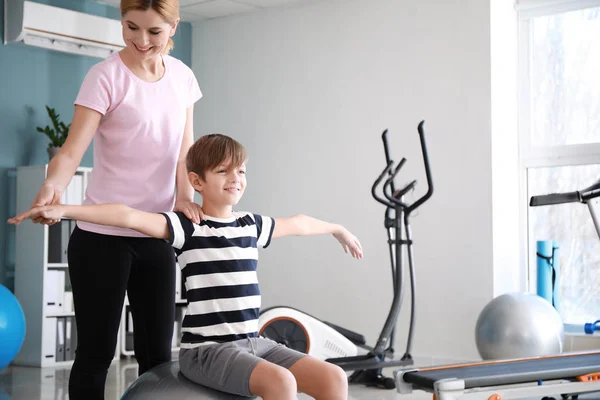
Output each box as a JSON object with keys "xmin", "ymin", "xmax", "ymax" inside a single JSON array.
[{"xmin": 122, "ymin": 8, "xmax": 178, "ymax": 59}]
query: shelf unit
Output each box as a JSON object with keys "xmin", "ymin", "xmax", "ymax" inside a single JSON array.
[{"xmin": 12, "ymin": 164, "xmax": 186, "ymax": 367}]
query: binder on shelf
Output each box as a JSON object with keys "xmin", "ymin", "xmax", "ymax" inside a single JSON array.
[
  {"xmin": 70, "ymin": 316, "xmax": 78, "ymax": 361},
  {"xmin": 45, "ymin": 270, "xmax": 65, "ymax": 313},
  {"xmin": 56, "ymin": 317, "xmax": 65, "ymax": 362},
  {"xmin": 43, "ymin": 317, "xmax": 57, "ymax": 361},
  {"xmin": 65, "ymin": 317, "xmax": 73, "ymax": 361}
]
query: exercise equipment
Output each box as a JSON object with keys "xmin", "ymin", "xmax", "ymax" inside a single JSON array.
[
  {"xmin": 258, "ymin": 120, "xmax": 434, "ymax": 389},
  {"xmin": 0, "ymin": 284, "xmax": 26, "ymax": 371},
  {"xmin": 475, "ymin": 292, "xmax": 564, "ymax": 360},
  {"xmin": 395, "ymin": 180, "xmax": 600, "ymax": 399},
  {"xmin": 120, "ymin": 361, "xmax": 256, "ymax": 400},
  {"xmin": 258, "ymin": 307, "xmax": 359, "ymax": 359},
  {"xmin": 396, "ymin": 351, "xmax": 600, "ymax": 399}
]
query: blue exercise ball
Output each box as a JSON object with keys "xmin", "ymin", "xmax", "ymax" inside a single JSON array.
[
  {"xmin": 0, "ymin": 387, "xmax": 11, "ymax": 400},
  {"xmin": 475, "ymin": 292, "xmax": 564, "ymax": 360},
  {"xmin": 0, "ymin": 387, "xmax": 10, "ymax": 400},
  {"xmin": 0, "ymin": 284, "xmax": 26, "ymax": 371}
]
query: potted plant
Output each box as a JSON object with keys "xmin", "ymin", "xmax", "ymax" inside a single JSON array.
[{"xmin": 37, "ymin": 105, "xmax": 71, "ymax": 161}]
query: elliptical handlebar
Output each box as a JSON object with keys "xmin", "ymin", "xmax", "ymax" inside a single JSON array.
[
  {"xmin": 383, "ymin": 161, "xmax": 409, "ymax": 208},
  {"xmin": 382, "ymin": 129, "xmax": 396, "ymax": 194},
  {"xmin": 372, "ymin": 120, "xmax": 434, "ymax": 212},
  {"xmin": 372, "ymin": 161, "xmax": 396, "ymax": 207},
  {"xmin": 406, "ymin": 121, "xmax": 434, "ymax": 214}
]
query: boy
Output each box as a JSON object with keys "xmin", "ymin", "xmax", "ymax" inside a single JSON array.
[{"xmin": 9, "ymin": 133, "xmax": 363, "ymax": 400}]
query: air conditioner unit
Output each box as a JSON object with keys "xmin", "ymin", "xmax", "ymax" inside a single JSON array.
[{"xmin": 4, "ymin": 0, "xmax": 126, "ymax": 59}]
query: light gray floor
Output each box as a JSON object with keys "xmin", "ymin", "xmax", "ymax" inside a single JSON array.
[
  {"xmin": 3, "ymin": 354, "xmax": 600, "ymax": 400},
  {"xmin": 0, "ymin": 354, "xmax": 433, "ymax": 400}
]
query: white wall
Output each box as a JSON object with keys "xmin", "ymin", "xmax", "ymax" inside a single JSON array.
[
  {"xmin": 191, "ymin": 0, "xmax": 495, "ymax": 360},
  {"xmin": 490, "ymin": 0, "xmax": 522, "ymax": 296}
]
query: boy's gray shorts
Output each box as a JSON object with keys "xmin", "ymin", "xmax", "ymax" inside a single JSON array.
[{"xmin": 178, "ymin": 337, "xmax": 307, "ymax": 397}]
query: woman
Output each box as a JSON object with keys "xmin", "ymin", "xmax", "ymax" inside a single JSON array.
[{"xmin": 28, "ymin": 1, "xmax": 202, "ymax": 398}]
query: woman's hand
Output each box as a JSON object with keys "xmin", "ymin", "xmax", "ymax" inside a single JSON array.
[
  {"xmin": 30, "ymin": 183, "xmax": 63, "ymax": 225},
  {"xmin": 174, "ymin": 200, "xmax": 204, "ymax": 224}
]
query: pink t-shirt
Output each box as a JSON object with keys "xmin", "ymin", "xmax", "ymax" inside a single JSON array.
[{"xmin": 74, "ymin": 53, "xmax": 202, "ymax": 237}]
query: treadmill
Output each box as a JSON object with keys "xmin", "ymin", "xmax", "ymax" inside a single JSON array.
[{"xmin": 395, "ymin": 180, "xmax": 600, "ymax": 400}]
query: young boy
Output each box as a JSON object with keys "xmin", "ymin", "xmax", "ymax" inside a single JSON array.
[{"xmin": 9, "ymin": 133, "xmax": 363, "ymax": 400}]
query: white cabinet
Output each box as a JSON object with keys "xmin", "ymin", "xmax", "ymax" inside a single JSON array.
[{"xmin": 12, "ymin": 164, "xmax": 184, "ymax": 367}]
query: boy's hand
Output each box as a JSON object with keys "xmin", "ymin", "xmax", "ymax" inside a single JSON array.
[
  {"xmin": 333, "ymin": 228, "xmax": 363, "ymax": 259},
  {"xmin": 7, "ymin": 205, "xmax": 64, "ymax": 225},
  {"xmin": 174, "ymin": 200, "xmax": 204, "ymax": 224}
]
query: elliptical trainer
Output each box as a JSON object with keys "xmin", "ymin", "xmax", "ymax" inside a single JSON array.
[{"xmin": 257, "ymin": 121, "xmax": 434, "ymax": 389}]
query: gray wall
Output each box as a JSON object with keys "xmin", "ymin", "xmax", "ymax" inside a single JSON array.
[{"xmin": 191, "ymin": 0, "xmax": 494, "ymax": 360}]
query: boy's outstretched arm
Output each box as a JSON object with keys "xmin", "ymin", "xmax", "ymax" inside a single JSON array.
[
  {"xmin": 7, "ymin": 204, "xmax": 170, "ymax": 240},
  {"xmin": 272, "ymin": 214, "xmax": 363, "ymax": 259}
]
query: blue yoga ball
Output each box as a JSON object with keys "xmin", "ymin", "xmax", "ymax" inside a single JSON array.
[{"xmin": 0, "ymin": 284, "xmax": 26, "ymax": 371}]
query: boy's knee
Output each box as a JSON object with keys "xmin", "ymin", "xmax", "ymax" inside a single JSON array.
[
  {"xmin": 325, "ymin": 364, "xmax": 348, "ymax": 393},
  {"xmin": 251, "ymin": 363, "xmax": 297, "ymax": 399},
  {"xmin": 272, "ymin": 367, "xmax": 297, "ymax": 392}
]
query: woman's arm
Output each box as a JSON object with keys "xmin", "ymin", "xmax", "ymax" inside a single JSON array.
[
  {"xmin": 32, "ymin": 106, "xmax": 100, "ymax": 223},
  {"xmin": 173, "ymin": 105, "xmax": 202, "ymax": 223}
]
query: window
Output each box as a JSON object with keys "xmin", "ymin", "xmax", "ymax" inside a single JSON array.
[
  {"xmin": 519, "ymin": 0, "xmax": 600, "ymax": 325},
  {"xmin": 528, "ymin": 165, "xmax": 600, "ymax": 324}
]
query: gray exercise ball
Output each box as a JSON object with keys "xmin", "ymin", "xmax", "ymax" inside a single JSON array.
[
  {"xmin": 475, "ymin": 292, "xmax": 564, "ymax": 360},
  {"xmin": 120, "ymin": 361, "xmax": 256, "ymax": 400}
]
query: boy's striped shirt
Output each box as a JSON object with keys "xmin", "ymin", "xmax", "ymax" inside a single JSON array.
[{"xmin": 161, "ymin": 211, "xmax": 275, "ymax": 348}]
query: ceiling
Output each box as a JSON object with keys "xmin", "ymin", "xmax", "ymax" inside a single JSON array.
[{"xmin": 92, "ymin": 0, "xmax": 318, "ymax": 21}]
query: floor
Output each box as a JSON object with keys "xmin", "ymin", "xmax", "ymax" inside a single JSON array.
[
  {"xmin": 0, "ymin": 354, "xmax": 434, "ymax": 400},
  {"xmin": 2, "ymin": 355, "xmax": 600, "ymax": 400}
]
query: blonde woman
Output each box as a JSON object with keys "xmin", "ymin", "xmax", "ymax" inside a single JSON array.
[{"xmin": 26, "ymin": 1, "xmax": 202, "ymax": 398}]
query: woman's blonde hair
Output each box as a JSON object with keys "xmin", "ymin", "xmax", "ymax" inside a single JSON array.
[{"xmin": 120, "ymin": 0, "xmax": 179, "ymax": 54}]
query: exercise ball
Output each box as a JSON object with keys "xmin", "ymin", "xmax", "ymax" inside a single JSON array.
[
  {"xmin": 475, "ymin": 292, "xmax": 564, "ymax": 360},
  {"xmin": 120, "ymin": 361, "xmax": 256, "ymax": 400},
  {"xmin": 0, "ymin": 284, "xmax": 26, "ymax": 371}
]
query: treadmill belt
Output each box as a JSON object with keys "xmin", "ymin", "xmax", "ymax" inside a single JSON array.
[{"xmin": 404, "ymin": 353, "xmax": 600, "ymax": 389}]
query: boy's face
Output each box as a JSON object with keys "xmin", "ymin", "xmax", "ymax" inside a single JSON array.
[{"xmin": 195, "ymin": 160, "xmax": 247, "ymax": 206}]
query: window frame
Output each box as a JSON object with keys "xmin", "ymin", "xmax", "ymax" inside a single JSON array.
[{"xmin": 517, "ymin": 0, "xmax": 600, "ymax": 328}]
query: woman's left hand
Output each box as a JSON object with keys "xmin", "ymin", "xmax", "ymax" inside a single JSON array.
[{"xmin": 174, "ymin": 200, "xmax": 204, "ymax": 224}]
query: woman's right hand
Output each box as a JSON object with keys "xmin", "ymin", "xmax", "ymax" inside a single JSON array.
[{"xmin": 30, "ymin": 183, "xmax": 63, "ymax": 225}]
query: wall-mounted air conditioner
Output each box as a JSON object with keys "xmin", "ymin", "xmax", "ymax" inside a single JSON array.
[{"xmin": 4, "ymin": 0, "xmax": 126, "ymax": 59}]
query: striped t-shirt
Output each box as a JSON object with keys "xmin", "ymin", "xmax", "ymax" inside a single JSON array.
[{"xmin": 162, "ymin": 211, "xmax": 275, "ymax": 348}]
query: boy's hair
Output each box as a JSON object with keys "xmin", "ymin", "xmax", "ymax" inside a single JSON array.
[{"xmin": 187, "ymin": 134, "xmax": 248, "ymax": 180}]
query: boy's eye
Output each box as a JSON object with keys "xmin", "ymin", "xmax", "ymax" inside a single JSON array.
[
  {"xmin": 150, "ymin": 31, "xmax": 161, "ymax": 35},
  {"xmin": 128, "ymin": 25, "xmax": 137, "ymax": 30},
  {"xmin": 239, "ymin": 170, "xmax": 246, "ymax": 174}
]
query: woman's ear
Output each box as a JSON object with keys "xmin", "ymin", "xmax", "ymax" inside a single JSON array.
[{"xmin": 169, "ymin": 18, "xmax": 180, "ymax": 37}]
